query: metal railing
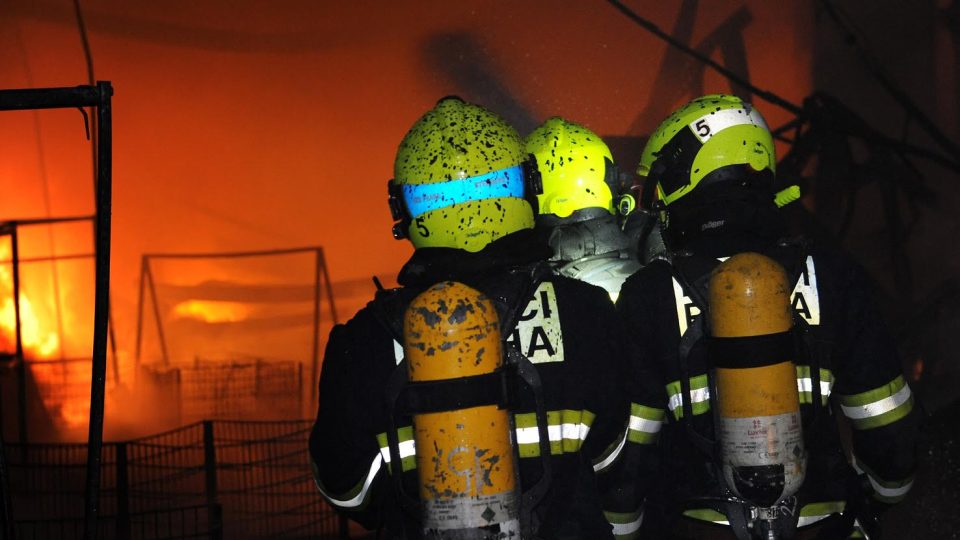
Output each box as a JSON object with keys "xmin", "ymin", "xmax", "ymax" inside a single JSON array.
[{"xmin": 4, "ymin": 420, "xmax": 342, "ymax": 539}]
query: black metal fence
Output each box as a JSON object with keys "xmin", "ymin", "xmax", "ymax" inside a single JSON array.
[
  {"xmin": 4, "ymin": 420, "xmax": 342, "ymax": 539},
  {"xmin": 138, "ymin": 359, "xmax": 304, "ymax": 426}
]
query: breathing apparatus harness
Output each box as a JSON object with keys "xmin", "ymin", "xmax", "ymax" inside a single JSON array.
[
  {"xmin": 371, "ymin": 263, "xmax": 556, "ymax": 539},
  {"xmin": 667, "ymin": 237, "xmax": 836, "ymax": 540}
]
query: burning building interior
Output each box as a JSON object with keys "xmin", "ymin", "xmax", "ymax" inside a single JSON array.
[{"xmin": 0, "ymin": 0, "xmax": 958, "ymax": 538}]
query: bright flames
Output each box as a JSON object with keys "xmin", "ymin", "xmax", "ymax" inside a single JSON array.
[
  {"xmin": 173, "ymin": 300, "xmax": 251, "ymax": 323},
  {"xmin": 0, "ymin": 245, "xmax": 60, "ymax": 359},
  {"xmin": 0, "ymin": 295, "xmax": 60, "ymax": 357},
  {"xmin": 0, "ymin": 241, "xmax": 90, "ymax": 434}
]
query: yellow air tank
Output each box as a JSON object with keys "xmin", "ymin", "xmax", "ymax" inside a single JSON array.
[
  {"xmin": 404, "ymin": 281, "xmax": 520, "ymax": 538},
  {"xmin": 709, "ymin": 253, "xmax": 806, "ymax": 508}
]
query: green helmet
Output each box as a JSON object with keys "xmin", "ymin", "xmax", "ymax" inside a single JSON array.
[
  {"xmin": 524, "ymin": 117, "xmax": 618, "ymax": 220},
  {"xmin": 388, "ymin": 97, "xmax": 535, "ymax": 252},
  {"xmin": 637, "ymin": 94, "xmax": 775, "ymax": 207}
]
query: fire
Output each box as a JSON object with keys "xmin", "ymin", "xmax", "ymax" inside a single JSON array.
[
  {"xmin": 0, "ymin": 295, "xmax": 60, "ymax": 357},
  {"xmin": 0, "ymin": 240, "xmax": 88, "ymax": 434},
  {"xmin": 0, "ymin": 244, "xmax": 60, "ymax": 359},
  {"xmin": 173, "ymin": 300, "xmax": 251, "ymax": 323}
]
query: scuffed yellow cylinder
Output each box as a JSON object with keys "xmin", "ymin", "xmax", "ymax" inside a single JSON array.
[
  {"xmin": 709, "ymin": 253, "xmax": 805, "ymax": 507},
  {"xmin": 404, "ymin": 281, "xmax": 519, "ymax": 537}
]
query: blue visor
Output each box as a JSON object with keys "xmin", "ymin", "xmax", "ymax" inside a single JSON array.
[{"xmin": 402, "ymin": 165, "xmax": 525, "ymax": 219}]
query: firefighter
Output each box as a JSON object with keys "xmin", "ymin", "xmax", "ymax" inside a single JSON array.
[
  {"xmin": 523, "ymin": 117, "xmax": 640, "ymax": 301},
  {"xmin": 616, "ymin": 94, "xmax": 919, "ymax": 539},
  {"xmin": 309, "ymin": 97, "xmax": 632, "ymax": 539},
  {"xmin": 524, "ymin": 117, "xmax": 665, "ymax": 539}
]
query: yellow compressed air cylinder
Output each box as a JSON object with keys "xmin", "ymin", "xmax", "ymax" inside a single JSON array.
[
  {"xmin": 404, "ymin": 281, "xmax": 519, "ymax": 538},
  {"xmin": 709, "ymin": 253, "xmax": 806, "ymax": 507}
]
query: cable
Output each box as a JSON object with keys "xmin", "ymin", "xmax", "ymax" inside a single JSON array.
[
  {"xmin": 819, "ymin": 0, "xmax": 960, "ymax": 166},
  {"xmin": 603, "ymin": 0, "xmax": 803, "ymax": 115}
]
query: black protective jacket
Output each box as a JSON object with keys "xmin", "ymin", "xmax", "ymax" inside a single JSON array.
[
  {"xmin": 310, "ymin": 231, "xmax": 632, "ymax": 539},
  {"xmin": 616, "ymin": 234, "xmax": 919, "ymax": 538}
]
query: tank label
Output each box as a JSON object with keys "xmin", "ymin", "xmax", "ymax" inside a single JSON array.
[
  {"xmin": 719, "ymin": 412, "xmax": 805, "ymax": 467},
  {"xmin": 422, "ymin": 492, "xmax": 519, "ymax": 531}
]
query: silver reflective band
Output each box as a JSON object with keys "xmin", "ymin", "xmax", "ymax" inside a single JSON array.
[
  {"xmin": 593, "ymin": 430, "xmax": 628, "ymax": 473},
  {"xmin": 392, "ymin": 339, "xmax": 403, "ymax": 365},
  {"xmin": 515, "ymin": 426, "xmax": 540, "ymax": 445},
  {"xmin": 629, "ymin": 415, "xmax": 663, "ymax": 434},
  {"xmin": 316, "ymin": 454, "xmax": 382, "ymax": 509},
  {"xmin": 516, "ymin": 423, "xmax": 589, "ymax": 445},
  {"xmin": 611, "ymin": 510, "xmax": 644, "ymax": 536},
  {"xmin": 379, "ymin": 439, "xmax": 416, "ymax": 463},
  {"xmin": 668, "ymin": 387, "xmax": 710, "ymax": 412},
  {"xmin": 797, "ymin": 514, "xmax": 831, "ymax": 527},
  {"xmin": 553, "ymin": 423, "xmax": 591, "ymax": 442},
  {"xmin": 841, "ymin": 383, "xmax": 912, "ymax": 420},
  {"xmin": 688, "ymin": 107, "xmax": 768, "ymax": 143},
  {"xmin": 867, "ymin": 475, "xmax": 913, "ymax": 499},
  {"xmin": 797, "ymin": 378, "xmax": 833, "ymax": 397}
]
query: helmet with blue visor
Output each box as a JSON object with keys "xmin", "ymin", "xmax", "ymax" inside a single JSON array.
[{"xmin": 388, "ymin": 97, "xmax": 542, "ymax": 252}]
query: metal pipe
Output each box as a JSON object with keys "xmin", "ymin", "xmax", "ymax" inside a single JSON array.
[{"xmin": 83, "ymin": 80, "xmax": 113, "ymax": 540}]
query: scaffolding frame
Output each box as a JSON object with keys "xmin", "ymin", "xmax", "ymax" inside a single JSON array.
[{"xmin": 134, "ymin": 247, "xmax": 338, "ymax": 408}]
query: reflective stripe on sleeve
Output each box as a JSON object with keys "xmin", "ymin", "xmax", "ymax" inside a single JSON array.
[
  {"xmin": 865, "ymin": 475, "xmax": 914, "ymax": 502},
  {"xmin": 593, "ymin": 429, "xmax": 628, "ymax": 473},
  {"xmin": 682, "ymin": 508, "xmax": 729, "ymax": 525},
  {"xmin": 627, "ymin": 403, "xmax": 665, "ymax": 444},
  {"xmin": 515, "ymin": 409, "xmax": 594, "ymax": 457},
  {"xmin": 605, "ymin": 508, "xmax": 644, "ymax": 539},
  {"xmin": 797, "ymin": 501, "xmax": 845, "ymax": 527},
  {"xmin": 666, "ymin": 375, "xmax": 711, "ymax": 419},
  {"xmin": 312, "ymin": 454, "xmax": 382, "ymax": 510},
  {"xmin": 376, "ymin": 426, "xmax": 417, "ymax": 473},
  {"xmin": 795, "ymin": 365, "xmax": 834, "ymax": 405},
  {"xmin": 852, "ymin": 456, "xmax": 915, "ymax": 504},
  {"xmin": 840, "ymin": 376, "xmax": 914, "ymax": 430}
]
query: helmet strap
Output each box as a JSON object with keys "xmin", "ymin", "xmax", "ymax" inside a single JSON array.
[
  {"xmin": 522, "ymin": 155, "xmax": 544, "ymax": 214},
  {"xmin": 387, "ymin": 179, "xmax": 410, "ymax": 240}
]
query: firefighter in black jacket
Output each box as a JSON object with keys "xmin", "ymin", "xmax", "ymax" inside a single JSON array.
[
  {"xmin": 309, "ymin": 97, "xmax": 636, "ymax": 539},
  {"xmin": 523, "ymin": 117, "xmax": 665, "ymax": 539},
  {"xmin": 616, "ymin": 94, "xmax": 919, "ymax": 539}
]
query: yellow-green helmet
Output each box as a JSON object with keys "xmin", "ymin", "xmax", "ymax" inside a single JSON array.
[
  {"xmin": 388, "ymin": 97, "xmax": 535, "ymax": 252},
  {"xmin": 524, "ymin": 117, "xmax": 618, "ymax": 221},
  {"xmin": 637, "ymin": 94, "xmax": 775, "ymax": 207}
]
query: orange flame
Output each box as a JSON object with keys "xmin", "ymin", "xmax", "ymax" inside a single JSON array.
[
  {"xmin": 0, "ymin": 241, "xmax": 88, "ymax": 433},
  {"xmin": 0, "ymin": 244, "xmax": 60, "ymax": 359}
]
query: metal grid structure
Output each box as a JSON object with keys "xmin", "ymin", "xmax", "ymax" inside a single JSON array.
[
  {"xmin": 215, "ymin": 421, "xmax": 340, "ymax": 538},
  {"xmin": 134, "ymin": 247, "xmax": 338, "ymax": 417},
  {"xmin": 2, "ymin": 420, "xmax": 340, "ymax": 539},
  {"xmin": 137, "ymin": 359, "xmax": 304, "ymax": 426},
  {"xmin": 0, "ymin": 82, "xmax": 114, "ymax": 539}
]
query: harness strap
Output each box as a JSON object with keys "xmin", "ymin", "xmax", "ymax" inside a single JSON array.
[{"xmin": 672, "ymin": 255, "xmax": 720, "ymax": 458}]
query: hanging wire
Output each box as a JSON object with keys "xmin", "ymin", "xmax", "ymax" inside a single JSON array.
[
  {"xmin": 603, "ymin": 0, "xmax": 803, "ymax": 115},
  {"xmin": 819, "ymin": 0, "xmax": 960, "ymax": 165}
]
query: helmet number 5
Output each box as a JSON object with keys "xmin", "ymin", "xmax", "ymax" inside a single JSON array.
[
  {"xmin": 694, "ymin": 120, "xmax": 711, "ymax": 138},
  {"xmin": 415, "ymin": 217, "xmax": 430, "ymax": 237}
]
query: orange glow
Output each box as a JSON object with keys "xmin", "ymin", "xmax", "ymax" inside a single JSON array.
[
  {"xmin": 60, "ymin": 399, "xmax": 89, "ymax": 428},
  {"xmin": 912, "ymin": 357, "xmax": 924, "ymax": 382},
  {"xmin": 0, "ymin": 295, "xmax": 60, "ymax": 357},
  {"xmin": 0, "ymin": 244, "xmax": 60, "ymax": 359},
  {"xmin": 173, "ymin": 300, "xmax": 251, "ymax": 323}
]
